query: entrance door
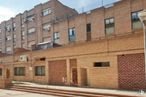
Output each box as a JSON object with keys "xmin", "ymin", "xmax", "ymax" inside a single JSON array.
[
  {"xmin": 72, "ymin": 68, "xmax": 78, "ymax": 86},
  {"xmin": 80, "ymin": 68, "xmax": 88, "ymax": 86},
  {"xmin": 6, "ymin": 69, "xmax": 10, "ymax": 79}
]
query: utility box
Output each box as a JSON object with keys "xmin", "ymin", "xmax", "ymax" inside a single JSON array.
[{"xmin": 0, "ymin": 64, "xmax": 12, "ymax": 88}]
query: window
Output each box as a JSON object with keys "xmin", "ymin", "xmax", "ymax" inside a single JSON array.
[
  {"xmin": 22, "ymin": 31, "xmax": 25, "ymax": 40},
  {"xmin": 0, "ymin": 28, "xmax": 2, "ymax": 33},
  {"xmin": 28, "ymin": 28, "xmax": 35, "ymax": 35},
  {"xmin": 86, "ymin": 23, "xmax": 91, "ymax": 32},
  {"xmin": 68, "ymin": 27, "xmax": 76, "ymax": 42},
  {"xmin": 132, "ymin": 11, "xmax": 143, "ymax": 30},
  {"xmin": 14, "ymin": 67, "xmax": 25, "ymax": 76},
  {"xmin": 6, "ymin": 47, "xmax": 12, "ymax": 52},
  {"xmin": 13, "ymin": 34, "xmax": 16, "ymax": 42},
  {"xmin": 5, "ymin": 25, "xmax": 11, "ymax": 32},
  {"xmin": 105, "ymin": 18, "xmax": 115, "ymax": 35},
  {"xmin": 42, "ymin": 8, "xmax": 51, "ymax": 16},
  {"xmin": 35, "ymin": 66, "xmax": 45, "ymax": 76},
  {"xmin": 21, "ymin": 24, "xmax": 25, "ymax": 28},
  {"xmin": 53, "ymin": 32, "xmax": 60, "ymax": 44},
  {"xmin": 27, "ymin": 15, "xmax": 35, "ymax": 22},
  {"xmin": 22, "ymin": 43, "xmax": 26, "ymax": 48},
  {"xmin": 6, "ymin": 36, "xmax": 12, "ymax": 41},
  {"xmin": 0, "ymin": 68, "xmax": 2, "ymax": 76},
  {"xmin": 12, "ymin": 23, "xmax": 16, "ymax": 31},
  {"xmin": 42, "ymin": 23, "xmax": 51, "ymax": 32},
  {"xmin": 86, "ymin": 23, "xmax": 91, "ymax": 41},
  {"xmin": 94, "ymin": 62, "xmax": 110, "ymax": 67},
  {"xmin": 28, "ymin": 41, "xmax": 35, "ymax": 49}
]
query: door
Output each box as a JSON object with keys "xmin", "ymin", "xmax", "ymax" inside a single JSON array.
[
  {"xmin": 80, "ymin": 68, "xmax": 88, "ymax": 86},
  {"xmin": 6, "ymin": 69, "xmax": 10, "ymax": 79},
  {"xmin": 72, "ymin": 68, "xmax": 78, "ymax": 86}
]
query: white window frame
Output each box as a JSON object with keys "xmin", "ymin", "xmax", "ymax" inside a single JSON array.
[{"xmin": 42, "ymin": 8, "xmax": 51, "ymax": 16}]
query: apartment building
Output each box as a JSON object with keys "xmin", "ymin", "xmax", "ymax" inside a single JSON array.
[
  {"xmin": 0, "ymin": 0, "xmax": 146, "ymax": 90},
  {"xmin": 0, "ymin": 0, "xmax": 78, "ymax": 54}
]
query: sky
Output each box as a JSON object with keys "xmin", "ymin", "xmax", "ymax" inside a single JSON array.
[{"xmin": 0, "ymin": 0, "xmax": 119, "ymax": 23}]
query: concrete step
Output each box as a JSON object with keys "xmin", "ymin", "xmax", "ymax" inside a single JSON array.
[{"xmin": 9, "ymin": 85, "xmax": 138, "ymax": 97}]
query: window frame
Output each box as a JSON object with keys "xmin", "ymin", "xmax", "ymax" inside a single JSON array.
[
  {"xmin": 105, "ymin": 17, "xmax": 115, "ymax": 36},
  {"xmin": 68, "ymin": 27, "xmax": 76, "ymax": 42},
  {"xmin": 28, "ymin": 28, "xmax": 36, "ymax": 35},
  {"xmin": 94, "ymin": 62, "xmax": 110, "ymax": 68},
  {"xmin": 42, "ymin": 8, "xmax": 51, "ymax": 16},
  {"xmin": 131, "ymin": 10, "xmax": 143, "ymax": 30},
  {"xmin": 14, "ymin": 67, "xmax": 25, "ymax": 76},
  {"xmin": 35, "ymin": 66, "xmax": 45, "ymax": 76},
  {"xmin": 53, "ymin": 32, "xmax": 60, "ymax": 44},
  {"xmin": 86, "ymin": 23, "xmax": 91, "ymax": 33}
]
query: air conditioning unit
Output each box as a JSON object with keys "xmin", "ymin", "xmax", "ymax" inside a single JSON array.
[{"xmin": 19, "ymin": 55, "xmax": 28, "ymax": 62}]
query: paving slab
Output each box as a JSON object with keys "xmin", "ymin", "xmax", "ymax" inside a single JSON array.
[{"xmin": 0, "ymin": 89, "xmax": 57, "ymax": 97}]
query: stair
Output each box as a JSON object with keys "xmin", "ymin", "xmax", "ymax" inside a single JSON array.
[{"xmin": 8, "ymin": 85, "xmax": 138, "ymax": 97}]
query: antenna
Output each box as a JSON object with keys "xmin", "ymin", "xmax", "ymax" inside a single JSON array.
[
  {"xmin": 102, "ymin": 0, "xmax": 104, "ymax": 7},
  {"xmin": 82, "ymin": 7, "xmax": 84, "ymax": 13}
]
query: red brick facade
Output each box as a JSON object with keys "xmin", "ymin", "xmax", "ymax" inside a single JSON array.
[{"xmin": 118, "ymin": 53, "xmax": 146, "ymax": 90}]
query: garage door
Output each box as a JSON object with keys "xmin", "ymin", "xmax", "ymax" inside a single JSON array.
[{"xmin": 49, "ymin": 60, "xmax": 67, "ymax": 85}]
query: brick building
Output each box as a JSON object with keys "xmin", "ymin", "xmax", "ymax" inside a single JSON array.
[
  {"xmin": 0, "ymin": 0, "xmax": 146, "ymax": 90},
  {"xmin": 0, "ymin": 0, "xmax": 78, "ymax": 54}
]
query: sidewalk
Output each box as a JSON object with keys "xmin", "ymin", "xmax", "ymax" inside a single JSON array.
[
  {"xmin": 0, "ymin": 89, "xmax": 56, "ymax": 97},
  {"xmin": 12, "ymin": 81, "xmax": 146, "ymax": 97}
]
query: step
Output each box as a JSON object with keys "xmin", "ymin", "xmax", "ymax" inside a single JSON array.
[
  {"xmin": 10, "ymin": 87, "xmax": 106, "ymax": 97},
  {"xmin": 10, "ymin": 88, "xmax": 74, "ymax": 97},
  {"xmin": 9, "ymin": 85, "xmax": 138, "ymax": 97}
]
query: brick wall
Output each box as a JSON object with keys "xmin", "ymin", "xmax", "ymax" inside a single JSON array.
[{"xmin": 118, "ymin": 53, "xmax": 146, "ymax": 90}]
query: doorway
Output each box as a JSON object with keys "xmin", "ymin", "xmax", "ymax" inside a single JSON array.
[
  {"xmin": 6, "ymin": 69, "xmax": 10, "ymax": 79},
  {"xmin": 72, "ymin": 68, "xmax": 78, "ymax": 86},
  {"xmin": 80, "ymin": 68, "xmax": 88, "ymax": 86}
]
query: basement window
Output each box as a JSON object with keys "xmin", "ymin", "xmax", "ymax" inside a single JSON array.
[
  {"xmin": 0, "ymin": 68, "xmax": 2, "ymax": 76},
  {"xmin": 94, "ymin": 62, "xmax": 110, "ymax": 67}
]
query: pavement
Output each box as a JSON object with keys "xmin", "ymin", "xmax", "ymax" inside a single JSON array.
[
  {"xmin": 0, "ymin": 89, "xmax": 57, "ymax": 97},
  {"xmin": 12, "ymin": 81, "xmax": 146, "ymax": 97}
]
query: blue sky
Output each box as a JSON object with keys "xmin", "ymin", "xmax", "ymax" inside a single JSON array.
[{"xmin": 0, "ymin": 0, "xmax": 119, "ymax": 22}]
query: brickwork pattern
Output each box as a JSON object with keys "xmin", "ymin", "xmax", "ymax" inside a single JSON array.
[{"xmin": 118, "ymin": 53, "xmax": 146, "ymax": 90}]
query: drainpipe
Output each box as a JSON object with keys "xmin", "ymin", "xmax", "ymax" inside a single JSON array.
[{"xmin": 138, "ymin": 10, "xmax": 146, "ymax": 80}]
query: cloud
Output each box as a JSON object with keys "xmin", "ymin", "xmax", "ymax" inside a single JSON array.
[{"xmin": 0, "ymin": 6, "xmax": 16, "ymax": 23}]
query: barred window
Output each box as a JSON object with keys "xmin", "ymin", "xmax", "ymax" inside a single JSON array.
[
  {"xmin": 35, "ymin": 66, "xmax": 45, "ymax": 76},
  {"xmin": 14, "ymin": 67, "xmax": 25, "ymax": 76}
]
